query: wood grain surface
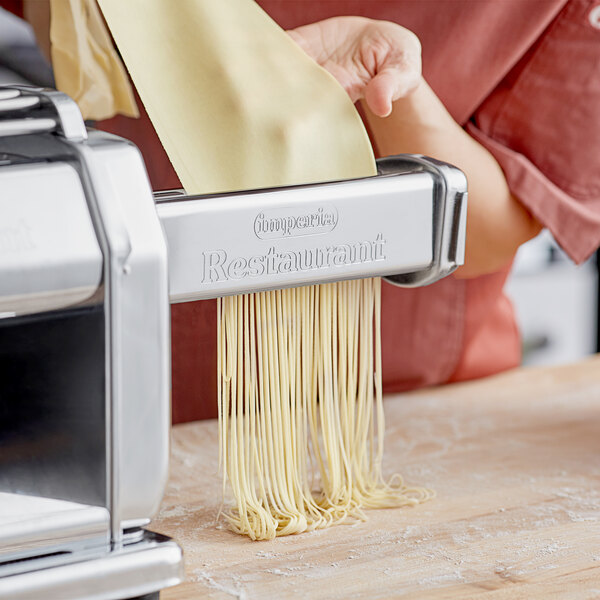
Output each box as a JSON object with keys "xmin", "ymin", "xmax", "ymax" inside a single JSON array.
[{"xmin": 154, "ymin": 356, "xmax": 600, "ymax": 599}]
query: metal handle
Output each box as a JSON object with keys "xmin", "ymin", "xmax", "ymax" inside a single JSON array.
[
  {"xmin": 0, "ymin": 85, "xmax": 87, "ymax": 141},
  {"xmin": 0, "ymin": 118, "xmax": 56, "ymax": 137}
]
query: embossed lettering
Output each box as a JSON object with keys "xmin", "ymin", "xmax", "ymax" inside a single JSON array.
[
  {"xmin": 202, "ymin": 250, "xmax": 227, "ymax": 282},
  {"xmin": 254, "ymin": 205, "xmax": 338, "ymax": 240},
  {"xmin": 201, "ymin": 234, "xmax": 387, "ymax": 283}
]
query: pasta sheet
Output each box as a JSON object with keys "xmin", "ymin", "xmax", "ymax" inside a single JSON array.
[{"xmin": 97, "ymin": 0, "xmax": 376, "ymax": 194}]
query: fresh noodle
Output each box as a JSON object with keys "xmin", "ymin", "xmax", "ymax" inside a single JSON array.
[{"xmin": 218, "ymin": 278, "xmax": 433, "ymax": 540}]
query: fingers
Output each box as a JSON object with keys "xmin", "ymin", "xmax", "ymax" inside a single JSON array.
[
  {"xmin": 286, "ymin": 25, "xmax": 326, "ymax": 62},
  {"xmin": 287, "ymin": 17, "xmax": 422, "ymax": 118},
  {"xmin": 287, "ymin": 16, "xmax": 372, "ymax": 63},
  {"xmin": 286, "ymin": 29, "xmax": 310, "ymax": 53}
]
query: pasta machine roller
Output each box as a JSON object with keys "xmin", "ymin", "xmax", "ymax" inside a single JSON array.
[{"xmin": 0, "ymin": 86, "xmax": 466, "ymax": 600}]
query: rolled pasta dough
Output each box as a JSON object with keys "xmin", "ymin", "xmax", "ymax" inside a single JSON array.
[{"xmin": 97, "ymin": 0, "xmax": 376, "ymax": 194}]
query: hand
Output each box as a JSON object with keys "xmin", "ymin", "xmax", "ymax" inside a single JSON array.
[
  {"xmin": 290, "ymin": 18, "xmax": 541, "ymax": 277},
  {"xmin": 288, "ymin": 16, "xmax": 421, "ymax": 118}
]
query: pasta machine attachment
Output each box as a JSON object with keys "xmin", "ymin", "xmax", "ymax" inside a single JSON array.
[
  {"xmin": 0, "ymin": 87, "xmax": 466, "ymax": 599},
  {"xmin": 157, "ymin": 153, "xmax": 467, "ymax": 301}
]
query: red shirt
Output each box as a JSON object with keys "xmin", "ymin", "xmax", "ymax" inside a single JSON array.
[
  {"xmin": 255, "ymin": 0, "xmax": 600, "ymax": 391},
  {"xmin": 100, "ymin": 0, "xmax": 600, "ymax": 421}
]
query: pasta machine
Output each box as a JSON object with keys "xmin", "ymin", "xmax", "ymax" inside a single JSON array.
[{"xmin": 0, "ymin": 86, "xmax": 466, "ymax": 600}]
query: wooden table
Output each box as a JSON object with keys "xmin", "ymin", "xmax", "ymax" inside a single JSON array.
[{"xmin": 155, "ymin": 357, "xmax": 600, "ymax": 599}]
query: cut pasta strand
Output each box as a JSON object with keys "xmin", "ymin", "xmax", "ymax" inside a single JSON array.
[{"xmin": 217, "ymin": 278, "xmax": 433, "ymax": 540}]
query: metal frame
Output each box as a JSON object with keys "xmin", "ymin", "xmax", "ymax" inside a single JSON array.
[{"xmin": 0, "ymin": 86, "xmax": 177, "ymax": 600}]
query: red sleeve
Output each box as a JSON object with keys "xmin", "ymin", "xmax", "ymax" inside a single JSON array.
[{"xmin": 466, "ymin": 0, "xmax": 600, "ymax": 264}]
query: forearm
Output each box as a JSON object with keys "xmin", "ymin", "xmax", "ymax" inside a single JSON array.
[{"xmin": 362, "ymin": 79, "xmax": 542, "ymax": 278}]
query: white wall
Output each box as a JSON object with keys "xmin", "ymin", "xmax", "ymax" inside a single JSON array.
[{"xmin": 505, "ymin": 231, "xmax": 598, "ymax": 366}]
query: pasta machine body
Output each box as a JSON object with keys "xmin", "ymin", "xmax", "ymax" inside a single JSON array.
[{"xmin": 0, "ymin": 86, "xmax": 466, "ymax": 599}]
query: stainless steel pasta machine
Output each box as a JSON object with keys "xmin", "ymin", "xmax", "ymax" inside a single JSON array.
[{"xmin": 0, "ymin": 86, "xmax": 466, "ymax": 600}]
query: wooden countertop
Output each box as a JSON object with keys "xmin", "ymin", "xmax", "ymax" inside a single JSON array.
[{"xmin": 155, "ymin": 357, "xmax": 600, "ymax": 599}]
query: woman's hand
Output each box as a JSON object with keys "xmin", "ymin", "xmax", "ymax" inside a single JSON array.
[
  {"xmin": 288, "ymin": 17, "xmax": 421, "ymax": 117},
  {"xmin": 289, "ymin": 16, "xmax": 543, "ymax": 277}
]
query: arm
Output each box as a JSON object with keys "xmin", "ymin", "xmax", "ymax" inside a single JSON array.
[
  {"xmin": 361, "ymin": 80, "xmax": 542, "ymax": 278},
  {"xmin": 289, "ymin": 17, "xmax": 542, "ymax": 278}
]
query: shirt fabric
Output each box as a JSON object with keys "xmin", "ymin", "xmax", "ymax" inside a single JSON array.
[
  {"xmin": 255, "ymin": 0, "xmax": 600, "ymax": 393},
  {"xmin": 99, "ymin": 0, "xmax": 600, "ymax": 422}
]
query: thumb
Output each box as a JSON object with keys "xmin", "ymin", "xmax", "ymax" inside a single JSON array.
[{"xmin": 364, "ymin": 67, "xmax": 420, "ymax": 117}]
